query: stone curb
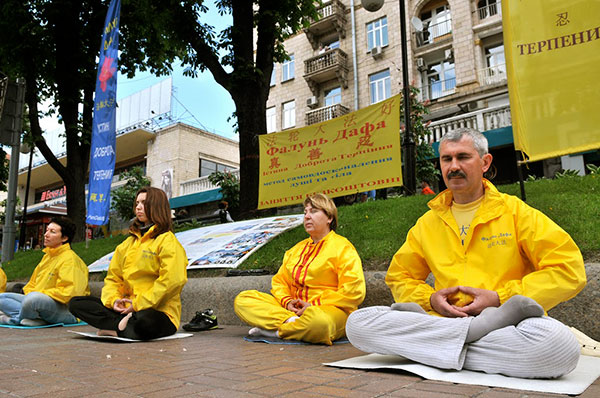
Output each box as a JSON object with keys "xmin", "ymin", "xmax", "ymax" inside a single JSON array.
[{"xmin": 10, "ymin": 264, "xmax": 597, "ymax": 339}]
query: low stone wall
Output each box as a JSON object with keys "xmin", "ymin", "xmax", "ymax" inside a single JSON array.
[{"xmin": 79, "ymin": 263, "xmax": 600, "ymax": 340}]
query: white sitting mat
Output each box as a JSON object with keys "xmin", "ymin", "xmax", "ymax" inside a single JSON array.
[
  {"xmin": 69, "ymin": 330, "xmax": 193, "ymax": 342},
  {"xmin": 324, "ymin": 353, "xmax": 600, "ymax": 395}
]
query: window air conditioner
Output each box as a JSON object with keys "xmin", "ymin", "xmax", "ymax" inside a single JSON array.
[
  {"xmin": 371, "ymin": 46, "xmax": 383, "ymax": 58},
  {"xmin": 416, "ymin": 57, "xmax": 425, "ymax": 69},
  {"xmin": 306, "ymin": 96, "xmax": 318, "ymax": 108}
]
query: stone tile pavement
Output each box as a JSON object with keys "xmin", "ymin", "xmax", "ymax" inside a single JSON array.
[{"xmin": 0, "ymin": 325, "xmax": 597, "ymax": 398}]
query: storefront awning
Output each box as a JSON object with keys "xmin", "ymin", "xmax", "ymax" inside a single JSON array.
[{"xmin": 169, "ymin": 188, "xmax": 223, "ymax": 209}]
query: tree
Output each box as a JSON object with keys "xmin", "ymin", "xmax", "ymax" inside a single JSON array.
[
  {"xmin": 110, "ymin": 166, "xmax": 151, "ymax": 222},
  {"xmin": 0, "ymin": 0, "xmax": 178, "ymax": 241},
  {"xmin": 401, "ymin": 86, "xmax": 440, "ymax": 188},
  {"xmin": 208, "ymin": 170, "xmax": 240, "ymax": 213},
  {"xmin": 119, "ymin": 0, "xmax": 319, "ymax": 217}
]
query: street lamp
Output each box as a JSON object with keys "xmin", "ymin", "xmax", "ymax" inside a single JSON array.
[{"xmin": 361, "ymin": 0, "xmax": 416, "ymax": 195}]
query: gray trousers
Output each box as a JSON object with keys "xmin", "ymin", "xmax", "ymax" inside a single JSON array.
[{"xmin": 346, "ymin": 306, "xmax": 580, "ymax": 379}]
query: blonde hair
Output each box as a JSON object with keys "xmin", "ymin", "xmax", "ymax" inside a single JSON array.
[{"xmin": 303, "ymin": 193, "xmax": 338, "ymax": 231}]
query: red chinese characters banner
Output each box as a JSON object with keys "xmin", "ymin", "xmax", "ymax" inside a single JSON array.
[{"xmin": 258, "ymin": 95, "xmax": 402, "ymax": 209}]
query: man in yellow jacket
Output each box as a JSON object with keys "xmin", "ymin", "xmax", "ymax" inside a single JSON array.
[
  {"xmin": 346, "ymin": 128, "xmax": 586, "ymax": 378},
  {"xmin": 0, "ymin": 217, "xmax": 89, "ymax": 326}
]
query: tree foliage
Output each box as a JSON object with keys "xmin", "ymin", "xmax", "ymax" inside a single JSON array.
[
  {"xmin": 208, "ymin": 170, "xmax": 240, "ymax": 212},
  {"xmin": 0, "ymin": 0, "xmax": 186, "ymax": 240},
  {"xmin": 0, "ymin": 148, "xmax": 8, "ymax": 192},
  {"xmin": 126, "ymin": 0, "xmax": 319, "ymax": 217},
  {"xmin": 110, "ymin": 166, "xmax": 151, "ymax": 222},
  {"xmin": 401, "ymin": 86, "xmax": 440, "ymax": 187}
]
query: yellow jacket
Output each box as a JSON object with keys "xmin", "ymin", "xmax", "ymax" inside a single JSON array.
[
  {"xmin": 271, "ymin": 230, "xmax": 365, "ymax": 314},
  {"xmin": 23, "ymin": 243, "xmax": 90, "ymax": 304},
  {"xmin": 0, "ymin": 267, "xmax": 6, "ymax": 292},
  {"xmin": 102, "ymin": 226, "xmax": 188, "ymax": 328},
  {"xmin": 386, "ymin": 179, "xmax": 586, "ymax": 314}
]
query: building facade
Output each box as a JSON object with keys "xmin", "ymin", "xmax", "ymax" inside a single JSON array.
[
  {"xmin": 16, "ymin": 122, "xmax": 239, "ymax": 246},
  {"xmin": 265, "ymin": 0, "xmax": 593, "ymax": 187}
]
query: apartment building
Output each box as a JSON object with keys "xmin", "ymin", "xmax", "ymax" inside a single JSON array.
[{"xmin": 265, "ymin": 0, "xmax": 593, "ymax": 186}]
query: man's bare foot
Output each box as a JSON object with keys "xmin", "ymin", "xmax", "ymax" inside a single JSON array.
[
  {"xmin": 97, "ymin": 329, "xmax": 118, "ymax": 337},
  {"xmin": 118, "ymin": 313, "xmax": 133, "ymax": 331}
]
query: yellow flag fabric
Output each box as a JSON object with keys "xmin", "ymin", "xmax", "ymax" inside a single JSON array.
[
  {"xmin": 502, "ymin": 0, "xmax": 600, "ymax": 162},
  {"xmin": 258, "ymin": 96, "xmax": 402, "ymax": 209}
]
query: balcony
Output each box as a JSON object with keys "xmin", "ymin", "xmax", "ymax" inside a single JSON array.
[
  {"xmin": 478, "ymin": 64, "xmax": 507, "ymax": 86},
  {"xmin": 303, "ymin": 48, "xmax": 349, "ymax": 95},
  {"xmin": 419, "ymin": 77, "xmax": 456, "ymax": 102},
  {"xmin": 425, "ymin": 104, "xmax": 512, "ymax": 143},
  {"xmin": 304, "ymin": 0, "xmax": 346, "ymax": 50},
  {"xmin": 414, "ymin": 19, "xmax": 452, "ymax": 47},
  {"xmin": 305, "ymin": 104, "xmax": 350, "ymax": 125},
  {"xmin": 474, "ymin": 2, "xmax": 502, "ymax": 24},
  {"xmin": 180, "ymin": 169, "xmax": 240, "ymax": 196}
]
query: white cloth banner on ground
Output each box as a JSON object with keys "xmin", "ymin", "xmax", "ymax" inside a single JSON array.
[
  {"xmin": 69, "ymin": 330, "xmax": 193, "ymax": 342},
  {"xmin": 88, "ymin": 215, "xmax": 303, "ymax": 272},
  {"xmin": 324, "ymin": 353, "xmax": 600, "ymax": 395}
]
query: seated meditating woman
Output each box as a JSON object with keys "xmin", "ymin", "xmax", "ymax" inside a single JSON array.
[
  {"xmin": 69, "ymin": 187, "xmax": 188, "ymax": 340},
  {"xmin": 0, "ymin": 217, "xmax": 89, "ymax": 326},
  {"xmin": 234, "ymin": 193, "xmax": 366, "ymax": 345}
]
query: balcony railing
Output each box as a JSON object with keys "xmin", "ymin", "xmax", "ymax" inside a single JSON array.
[
  {"xmin": 304, "ymin": 48, "xmax": 349, "ymax": 93},
  {"xmin": 474, "ymin": 2, "xmax": 501, "ymax": 23},
  {"xmin": 305, "ymin": 0, "xmax": 346, "ymax": 48},
  {"xmin": 180, "ymin": 169, "xmax": 240, "ymax": 196},
  {"xmin": 414, "ymin": 19, "xmax": 452, "ymax": 47},
  {"xmin": 425, "ymin": 104, "xmax": 512, "ymax": 143},
  {"xmin": 305, "ymin": 104, "xmax": 350, "ymax": 125},
  {"xmin": 478, "ymin": 64, "xmax": 507, "ymax": 86},
  {"xmin": 304, "ymin": 48, "xmax": 348, "ymax": 75},
  {"xmin": 419, "ymin": 77, "xmax": 456, "ymax": 101}
]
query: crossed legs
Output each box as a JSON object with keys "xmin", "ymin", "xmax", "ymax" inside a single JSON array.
[{"xmin": 347, "ymin": 296, "xmax": 579, "ymax": 378}]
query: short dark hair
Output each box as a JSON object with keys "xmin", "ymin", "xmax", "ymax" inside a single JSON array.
[{"xmin": 49, "ymin": 217, "xmax": 76, "ymax": 244}]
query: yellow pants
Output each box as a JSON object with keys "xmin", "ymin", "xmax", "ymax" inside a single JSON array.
[{"xmin": 234, "ymin": 290, "xmax": 348, "ymax": 345}]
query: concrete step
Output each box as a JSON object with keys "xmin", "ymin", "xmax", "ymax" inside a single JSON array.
[
  {"xmin": 11, "ymin": 263, "xmax": 598, "ymax": 339},
  {"xmin": 86, "ymin": 263, "xmax": 600, "ymax": 340}
]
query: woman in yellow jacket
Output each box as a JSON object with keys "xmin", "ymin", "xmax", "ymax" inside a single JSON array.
[
  {"xmin": 234, "ymin": 193, "xmax": 366, "ymax": 345},
  {"xmin": 0, "ymin": 217, "xmax": 89, "ymax": 326},
  {"xmin": 69, "ymin": 187, "xmax": 188, "ymax": 340},
  {"xmin": 0, "ymin": 268, "xmax": 6, "ymax": 293}
]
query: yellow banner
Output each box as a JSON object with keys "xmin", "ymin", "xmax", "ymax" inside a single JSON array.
[
  {"xmin": 502, "ymin": 0, "xmax": 600, "ymax": 162},
  {"xmin": 258, "ymin": 95, "xmax": 402, "ymax": 209}
]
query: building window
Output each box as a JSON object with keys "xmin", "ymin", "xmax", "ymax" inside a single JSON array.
[
  {"xmin": 266, "ymin": 106, "xmax": 277, "ymax": 133},
  {"xmin": 200, "ymin": 159, "xmax": 231, "ymax": 178},
  {"xmin": 282, "ymin": 55, "xmax": 295, "ymax": 82},
  {"xmin": 282, "ymin": 100, "xmax": 295, "ymax": 129},
  {"xmin": 480, "ymin": 43, "xmax": 506, "ymax": 85},
  {"xmin": 485, "ymin": 43, "xmax": 505, "ymax": 68},
  {"xmin": 477, "ymin": 0, "xmax": 500, "ymax": 20},
  {"xmin": 369, "ymin": 70, "xmax": 391, "ymax": 104},
  {"xmin": 270, "ymin": 66, "xmax": 276, "ymax": 86},
  {"xmin": 423, "ymin": 60, "xmax": 455, "ymax": 100},
  {"xmin": 367, "ymin": 17, "xmax": 389, "ymax": 50},
  {"xmin": 420, "ymin": 4, "xmax": 452, "ymax": 45},
  {"xmin": 324, "ymin": 87, "xmax": 342, "ymax": 106}
]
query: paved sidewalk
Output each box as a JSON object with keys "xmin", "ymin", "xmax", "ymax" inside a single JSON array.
[{"xmin": 0, "ymin": 325, "xmax": 597, "ymax": 398}]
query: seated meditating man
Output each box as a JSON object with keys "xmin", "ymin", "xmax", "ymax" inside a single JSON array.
[
  {"xmin": 346, "ymin": 128, "xmax": 586, "ymax": 378},
  {"xmin": 0, "ymin": 217, "xmax": 90, "ymax": 326},
  {"xmin": 234, "ymin": 193, "xmax": 366, "ymax": 345}
]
